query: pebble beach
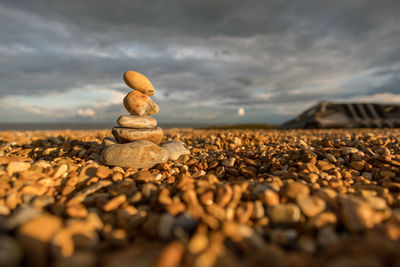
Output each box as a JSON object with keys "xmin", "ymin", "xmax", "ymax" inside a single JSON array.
[{"xmin": 0, "ymin": 128, "xmax": 399, "ymax": 267}]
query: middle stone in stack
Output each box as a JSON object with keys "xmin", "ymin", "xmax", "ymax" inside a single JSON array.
[{"xmin": 112, "ymin": 71, "xmax": 164, "ymax": 144}]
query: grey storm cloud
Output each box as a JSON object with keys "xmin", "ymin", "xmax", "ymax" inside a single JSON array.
[{"xmin": 0, "ymin": 0, "xmax": 400, "ymax": 123}]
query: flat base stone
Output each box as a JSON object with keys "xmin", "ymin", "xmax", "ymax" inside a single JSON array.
[
  {"xmin": 112, "ymin": 127, "xmax": 164, "ymax": 144},
  {"xmin": 101, "ymin": 140, "xmax": 169, "ymax": 169}
]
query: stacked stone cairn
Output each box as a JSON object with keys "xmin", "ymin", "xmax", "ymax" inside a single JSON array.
[{"xmin": 101, "ymin": 70, "xmax": 189, "ymax": 169}]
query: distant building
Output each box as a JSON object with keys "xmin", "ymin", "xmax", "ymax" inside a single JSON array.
[{"xmin": 280, "ymin": 101, "xmax": 400, "ymax": 129}]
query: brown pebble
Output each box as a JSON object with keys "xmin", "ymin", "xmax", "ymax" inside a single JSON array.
[
  {"xmin": 112, "ymin": 172, "xmax": 123, "ymax": 182},
  {"xmin": 316, "ymin": 160, "xmax": 335, "ymax": 171},
  {"xmin": 301, "ymin": 162, "xmax": 319, "ymax": 173},
  {"xmin": 96, "ymin": 166, "xmax": 112, "ymax": 179},
  {"xmin": 21, "ymin": 184, "xmax": 47, "ymax": 196},
  {"xmin": 268, "ymin": 204, "xmax": 301, "ymax": 224},
  {"xmin": 123, "ymin": 70, "xmax": 155, "ymax": 96},
  {"xmin": 188, "ymin": 232, "xmax": 209, "ymax": 254},
  {"xmin": 380, "ymin": 170, "xmax": 395, "ymax": 179},
  {"xmin": 283, "ymin": 182, "xmax": 310, "ymax": 200},
  {"xmin": 52, "ymin": 164, "xmax": 68, "ymax": 179},
  {"xmin": 52, "ymin": 221, "xmax": 99, "ymax": 258},
  {"xmin": 103, "ymin": 195, "xmax": 127, "ymax": 212},
  {"xmin": 308, "ymin": 211, "xmax": 337, "ymax": 229},
  {"xmin": 133, "ymin": 170, "xmax": 155, "ymax": 183},
  {"xmin": 7, "ymin": 162, "xmax": 31, "ymax": 176},
  {"xmin": 66, "ymin": 203, "xmax": 88, "ymax": 218},
  {"xmin": 165, "ymin": 202, "xmax": 186, "ymax": 216},
  {"xmin": 175, "ymin": 173, "xmax": 194, "ymax": 191},
  {"xmin": 304, "ymin": 173, "xmax": 319, "ymax": 183},
  {"xmin": 350, "ymin": 160, "xmax": 364, "ymax": 171},
  {"xmin": 153, "ymin": 240, "xmax": 185, "ymax": 267},
  {"xmin": 18, "ymin": 214, "xmax": 62, "ymax": 266},
  {"xmin": 200, "ymin": 191, "xmax": 214, "ymax": 206},
  {"xmin": 260, "ymin": 189, "xmax": 280, "ymax": 206},
  {"xmin": 297, "ymin": 195, "xmax": 326, "ymax": 217},
  {"xmin": 216, "ymin": 184, "xmax": 232, "ymax": 207},
  {"xmin": 341, "ymin": 197, "xmax": 375, "ymax": 232},
  {"xmin": 123, "ymin": 91, "xmax": 159, "ymax": 116},
  {"xmin": 62, "ymin": 184, "xmax": 76, "ymax": 196}
]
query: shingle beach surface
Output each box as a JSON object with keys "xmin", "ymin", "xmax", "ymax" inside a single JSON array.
[{"xmin": 0, "ymin": 128, "xmax": 399, "ymax": 267}]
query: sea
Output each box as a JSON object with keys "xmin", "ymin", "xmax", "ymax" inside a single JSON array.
[{"xmin": 0, "ymin": 123, "xmax": 201, "ymax": 131}]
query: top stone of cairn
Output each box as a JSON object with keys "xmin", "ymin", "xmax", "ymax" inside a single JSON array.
[{"xmin": 123, "ymin": 70, "xmax": 155, "ymax": 96}]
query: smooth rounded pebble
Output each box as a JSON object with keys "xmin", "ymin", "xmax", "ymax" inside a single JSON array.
[
  {"xmin": 112, "ymin": 127, "xmax": 164, "ymax": 144},
  {"xmin": 7, "ymin": 162, "xmax": 31, "ymax": 176},
  {"xmin": 123, "ymin": 70, "xmax": 155, "ymax": 96},
  {"xmin": 161, "ymin": 140, "xmax": 190, "ymax": 161},
  {"xmin": 102, "ymin": 137, "xmax": 117, "ymax": 147},
  {"xmin": 17, "ymin": 214, "xmax": 62, "ymax": 266},
  {"xmin": 117, "ymin": 115, "xmax": 157, "ymax": 128},
  {"xmin": 101, "ymin": 140, "xmax": 169, "ymax": 169},
  {"xmin": 268, "ymin": 204, "xmax": 301, "ymax": 224},
  {"xmin": 123, "ymin": 91, "xmax": 159, "ymax": 116},
  {"xmin": 340, "ymin": 197, "xmax": 375, "ymax": 232}
]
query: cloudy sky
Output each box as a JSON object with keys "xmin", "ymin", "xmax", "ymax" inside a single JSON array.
[{"xmin": 1, "ymin": 0, "xmax": 400, "ymax": 124}]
